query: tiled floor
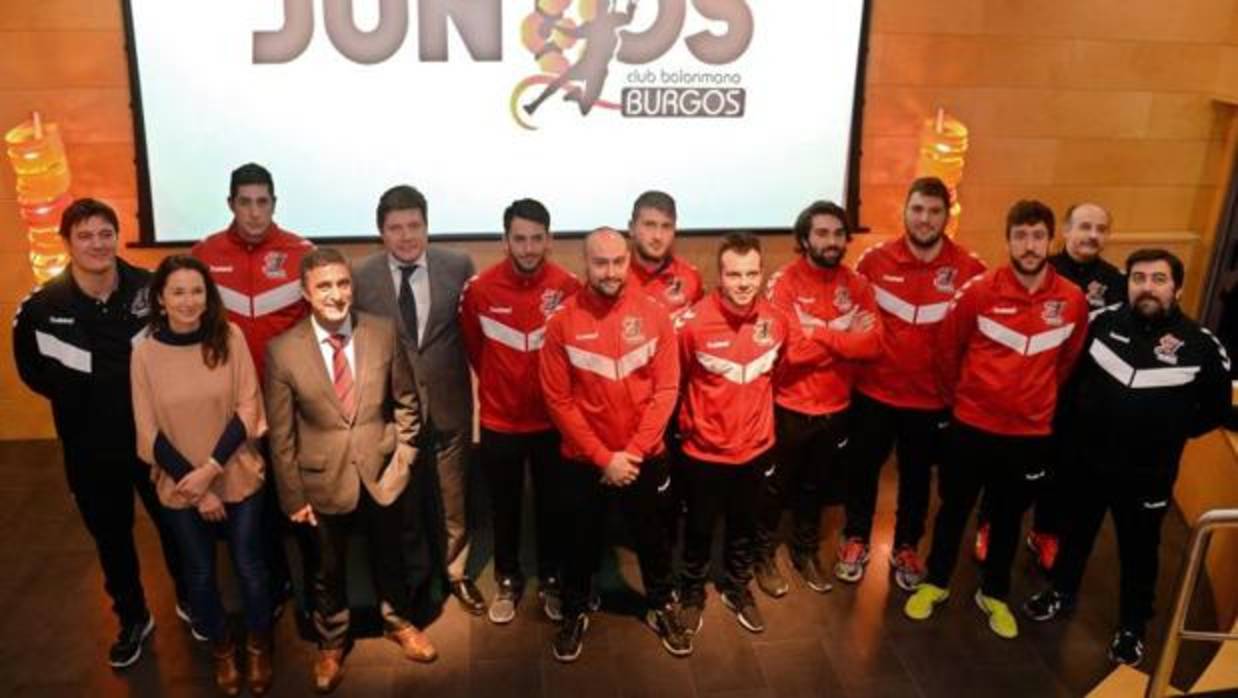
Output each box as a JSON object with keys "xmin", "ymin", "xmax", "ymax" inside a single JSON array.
[{"xmin": 0, "ymin": 439, "xmax": 1220, "ymax": 697}]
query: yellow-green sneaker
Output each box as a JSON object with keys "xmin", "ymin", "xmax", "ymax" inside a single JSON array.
[
  {"xmin": 974, "ymin": 590, "xmax": 1019, "ymax": 639},
  {"xmin": 904, "ymin": 583, "xmax": 949, "ymax": 621}
]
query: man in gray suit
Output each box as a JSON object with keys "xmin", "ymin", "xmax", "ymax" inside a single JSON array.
[
  {"xmin": 266, "ymin": 248, "xmax": 436, "ymax": 693},
  {"xmin": 352, "ymin": 185, "xmax": 486, "ymax": 614}
]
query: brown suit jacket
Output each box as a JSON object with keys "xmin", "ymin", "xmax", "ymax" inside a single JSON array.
[{"xmin": 264, "ymin": 311, "xmax": 421, "ymax": 515}]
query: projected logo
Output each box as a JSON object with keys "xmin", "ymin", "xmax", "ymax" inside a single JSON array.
[
  {"xmin": 251, "ymin": 0, "xmax": 752, "ymax": 131},
  {"xmin": 511, "ymin": 0, "xmax": 753, "ymax": 130}
]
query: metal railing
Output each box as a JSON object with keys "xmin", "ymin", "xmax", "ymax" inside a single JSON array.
[{"xmin": 1146, "ymin": 508, "xmax": 1238, "ymax": 697}]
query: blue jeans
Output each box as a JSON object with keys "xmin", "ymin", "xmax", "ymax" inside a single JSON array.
[{"xmin": 163, "ymin": 491, "xmax": 272, "ymax": 641}]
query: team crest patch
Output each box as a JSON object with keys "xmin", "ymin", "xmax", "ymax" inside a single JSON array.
[
  {"xmin": 130, "ymin": 287, "xmax": 151, "ymax": 318},
  {"xmin": 622, "ymin": 316, "xmax": 646, "ymax": 344},
  {"xmin": 1154, "ymin": 333, "xmax": 1184, "ymax": 365},
  {"xmin": 1041, "ymin": 300, "xmax": 1066, "ymax": 326},
  {"xmin": 753, "ymin": 317, "xmax": 776, "ymax": 346},
  {"xmin": 933, "ymin": 266, "xmax": 958, "ymax": 294},
  {"xmin": 540, "ymin": 288, "xmax": 565, "ymax": 316},
  {"xmin": 1085, "ymin": 281, "xmax": 1108, "ymax": 309},
  {"xmin": 833, "ymin": 286, "xmax": 854, "ymax": 313},
  {"xmin": 262, "ymin": 251, "xmax": 288, "ymax": 279},
  {"xmin": 663, "ymin": 276, "xmax": 686, "ymax": 306}
]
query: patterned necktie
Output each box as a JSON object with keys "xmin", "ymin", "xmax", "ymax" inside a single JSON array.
[
  {"xmin": 399, "ymin": 264, "xmax": 420, "ymax": 348},
  {"xmin": 326, "ymin": 333, "xmax": 355, "ymax": 419}
]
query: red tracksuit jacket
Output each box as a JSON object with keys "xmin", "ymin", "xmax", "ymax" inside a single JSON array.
[
  {"xmin": 191, "ymin": 224, "xmax": 313, "ymax": 381},
  {"xmin": 459, "ymin": 259, "xmax": 581, "ymax": 434},
  {"xmin": 539, "ymin": 284, "xmax": 679, "ymax": 469},
  {"xmin": 766, "ymin": 256, "xmax": 882, "ymax": 416},
  {"xmin": 855, "ymin": 236, "xmax": 987, "ymax": 410},
  {"xmin": 937, "ymin": 265, "xmax": 1089, "ymax": 436},
  {"xmin": 677, "ymin": 291, "xmax": 837, "ymax": 465},
  {"xmin": 629, "ymin": 254, "xmax": 704, "ymax": 319}
]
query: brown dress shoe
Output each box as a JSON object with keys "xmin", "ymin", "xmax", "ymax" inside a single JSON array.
[
  {"xmin": 386, "ymin": 626, "xmax": 438, "ymax": 663},
  {"xmin": 313, "ymin": 648, "xmax": 345, "ymax": 694},
  {"xmin": 212, "ymin": 638, "xmax": 242, "ymax": 697},
  {"xmin": 245, "ymin": 632, "xmax": 273, "ymax": 696}
]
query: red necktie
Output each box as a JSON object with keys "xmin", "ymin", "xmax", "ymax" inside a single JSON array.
[{"xmin": 326, "ymin": 334, "xmax": 355, "ymax": 419}]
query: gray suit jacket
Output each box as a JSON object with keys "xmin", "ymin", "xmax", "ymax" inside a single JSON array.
[
  {"xmin": 352, "ymin": 247, "xmax": 475, "ymax": 433},
  {"xmin": 264, "ymin": 312, "xmax": 421, "ymax": 515}
]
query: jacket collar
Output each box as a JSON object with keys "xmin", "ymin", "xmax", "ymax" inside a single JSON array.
[
  {"xmin": 993, "ymin": 264, "xmax": 1063, "ymax": 301},
  {"xmin": 225, "ymin": 222, "xmax": 282, "ymax": 250},
  {"xmin": 500, "ymin": 257, "xmax": 549, "ymax": 287},
  {"xmin": 578, "ymin": 281, "xmax": 633, "ymax": 314},
  {"xmin": 711, "ymin": 288, "xmax": 759, "ymax": 324},
  {"xmin": 890, "ymin": 235, "xmax": 960, "ymax": 266},
  {"xmin": 630, "ymin": 254, "xmax": 676, "ymax": 283}
]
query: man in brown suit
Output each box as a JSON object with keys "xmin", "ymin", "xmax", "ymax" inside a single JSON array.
[{"xmin": 265, "ymin": 248, "xmax": 435, "ymax": 694}]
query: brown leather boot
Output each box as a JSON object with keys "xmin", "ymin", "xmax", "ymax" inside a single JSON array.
[
  {"xmin": 313, "ymin": 648, "xmax": 345, "ymax": 694},
  {"xmin": 212, "ymin": 637, "xmax": 242, "ymax": 697},
  {"xmin": 245, "ymin": 632, "xmax": 273, "ymax": 696}
]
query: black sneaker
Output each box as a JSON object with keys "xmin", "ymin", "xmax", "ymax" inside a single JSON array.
[
  {"xmin": 754, "ymin": 556, "xmax": 789, "ymax": 598},
  {"xmin": 539, "ymin": 577, "xmax": 563, "ymax": 622},
  {"xmin": 108, "ymin": 613, "xmax": 155, "ymax": 669},
  {"xmin": 1023, "ymin": 588, "xmax": 1071, "ymax": 622},
  {"xmin": 174, "ymin": 601, "xmax": 206, "ymax": 642},
  {"xmin": 552, "ymin": 614, "xmax": 589, "ymax": 663},
  {"xmin": 489, "ymin": 577, "xmax": 521, "ymax": 625},
  {"xmin": 644, "ymin": 604, "xmax": 693, "ymax": 657},
  {"xmin": 791, "ymin": 553, "xmax": 833, "ymax": 594},
  {"xmin": 1108, "ymin": 628, "xmax": 1145, "ymax": 666},
  {"xmin": 680, "ymin": 603, "xmax": 704, "ymax": 635},
  {"xmin": 721, "ymin": 589, "xmax": 765, "ymax": 634},
  {"xmin": 451, "ymin": 578, "xmax": 488, "ymax": 616}
]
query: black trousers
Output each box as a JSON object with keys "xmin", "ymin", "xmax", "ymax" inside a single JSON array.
[
  {"xmin": 680, "ymin": 453, "xmax": 764, "ymax": 604},
  {"xmin": 559, "ymin": 455, "xmax": 676, "ymax": 617},
  {"xmin": 70, "ymin": 455, "xmax": 186, "ymax": 627},
  {"xmin": 480, "ymin": 427, "xmax": 563, "ymax": 587},
  {"xmin": 924, "ymin": 422, "xmax": 1049, "ymax": 600},
  {"xmin": 1028, "ymin": 430, "xmax": 1070, "ymax": 537},
  {"xmin": 842, "ymin": 392, "xmax": 948, "ymax": 547},
  {"xmin": 755, "ymin": 406, "xmax": 849, "ymax": 560},
  {"xmin": 1052, "ymin": 466, "xmax": 1169, "ymax": 634},
  {"xmin": 979, "ymin": 436, "xmax": 1066, "ymax": 538},
  {"xmin": 311, "ymin": 487, "xmax": 413, "ymax": 649}
]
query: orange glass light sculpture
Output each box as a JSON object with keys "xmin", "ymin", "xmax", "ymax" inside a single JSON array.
[
  {"xmin": 915, "ymin": 107, "xmax": 968, "ymax": 236},
  {"xmin": 5, "ymin": 112, "xmax": 71, "ymax": 284}
]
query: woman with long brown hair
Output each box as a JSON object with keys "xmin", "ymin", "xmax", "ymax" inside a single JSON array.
[{"xmin": 130, "ymin": 254, "xmax": 273, "ymax": 696}]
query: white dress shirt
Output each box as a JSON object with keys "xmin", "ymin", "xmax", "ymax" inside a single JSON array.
[
  {"xmin": 387, "ymin": 252, "xmax": 430, "ymax": 344},
  {"xmin": 312, "ymin": 314, "xmax": 355, "ymax": 383}
]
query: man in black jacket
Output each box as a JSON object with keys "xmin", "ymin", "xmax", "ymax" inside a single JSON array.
[
  {"xmin": 1022, "ymin": 248, "xmax": 1230, "ymax": 667},
  {"xmin": 1032, "ymin": 203, "xmax": 1129, "ymax": 568},
  {"xmin": 12, "ymin": 198, "xmax": 186, "ymax": 669},
  {"xmin": 1050, "ymin": 203, "xmax": 1127, "ymax": 316}
]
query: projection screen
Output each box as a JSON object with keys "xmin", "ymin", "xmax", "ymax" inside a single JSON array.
[{"xmin": 123, "ymin": 1, "xmax": 869, "ymax": 241}]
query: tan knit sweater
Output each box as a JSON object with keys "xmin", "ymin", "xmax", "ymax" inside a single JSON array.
[{"xmin": 131, "ymin": 322, "xmax": 268, "ymax": 508}]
